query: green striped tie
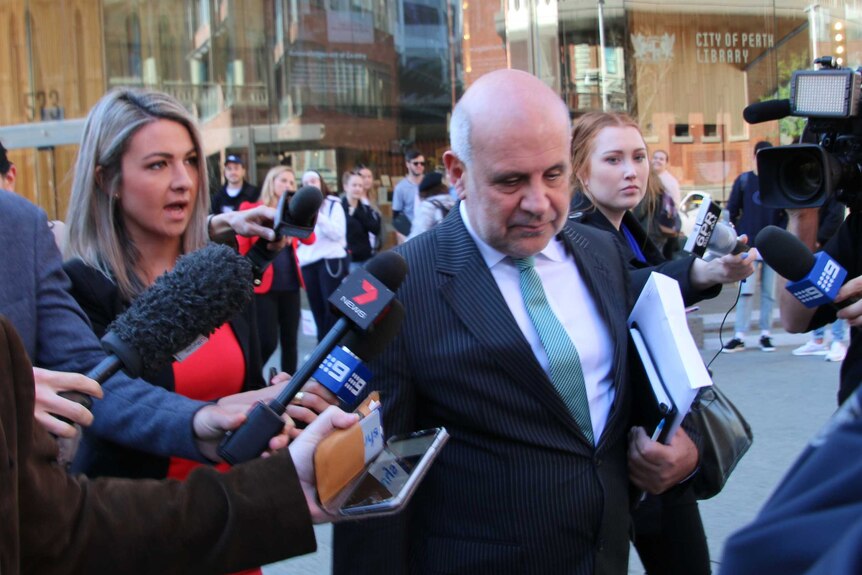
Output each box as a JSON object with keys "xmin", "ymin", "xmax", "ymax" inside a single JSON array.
[{"xmin": 514, "ymin": 256, "xmax": 594, "ymax": 444}]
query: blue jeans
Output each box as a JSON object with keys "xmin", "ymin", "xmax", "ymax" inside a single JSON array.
[
  {"xmin": 735, "ymin": 261, "xmax": 775, "ymax": 335},
  {"xmin": 813, "ymin": 319, "xmax": 846, "ymax": 341}
]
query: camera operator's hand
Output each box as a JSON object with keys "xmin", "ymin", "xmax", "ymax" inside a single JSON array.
[
  {"xmin": 835, "ymin": 277, "xmax": 862, "ymax": 327},
  {"xmin": 778, "ymin": 208, "xmax": 821, "ymax": 333},
  {"xmin": 784, "ymin": 208, "xmax": 820, "ymax": 250}
]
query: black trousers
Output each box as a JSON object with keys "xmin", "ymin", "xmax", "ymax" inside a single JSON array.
[
  {"xmin": 301, "ymin": 258, "xmax": 348, "ymax": 343},
  {"xmin": 255, "ymin": 290, "xmax": 301, "ymax": 374},
  {"xmin": 633, "ymin": 487, "xmax": 711, "ymax": 575}
]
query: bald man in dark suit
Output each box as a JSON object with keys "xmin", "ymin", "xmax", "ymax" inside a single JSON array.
[{"xmin": 333, "ymin": 70, "xmax": 700, "ymax": 574}]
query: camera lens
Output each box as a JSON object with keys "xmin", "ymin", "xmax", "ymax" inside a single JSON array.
[{"xmin": 779, "ymin": 150, "xmax": 823, "ymax": 203}]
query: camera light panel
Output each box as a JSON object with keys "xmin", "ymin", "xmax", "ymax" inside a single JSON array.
[{"xmin": 791, "ymin": 70, "xmax": 860, "ymax": 118}]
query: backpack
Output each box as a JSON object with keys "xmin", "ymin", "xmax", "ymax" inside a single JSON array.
[{"xmin": 429, "ymin": 199, "xmax": 451, "ymax": 220}]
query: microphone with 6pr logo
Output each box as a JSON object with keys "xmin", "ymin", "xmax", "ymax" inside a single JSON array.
[
  {"xmin": 218, "ymin": 251, "xmax": 409, "ymax": 464},
  {"xmin": 683, "ymin": 195, "xmax": 750, "ymax": 260}
]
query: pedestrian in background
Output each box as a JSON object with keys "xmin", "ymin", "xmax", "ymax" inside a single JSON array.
[
  {"xmin": 342, "ymin": 169, "xmax": 381, "ymax": 272},
  {"xmin": 238, "ymin": 165, "xmax": 315, "ymax": 373},
  {"xmin": 391, "ymin": 149, "xmax": 425, "ymax": 243},
  {"xmin": 212, "ymin": 154, "xmax": 259, "ymax": 214},
  {"xmin": 297, "ymin": 169, "xmax": 348, "ymax": 340},
  {"xmin": 407, "ymin": 171, "xmax": 455, "ymax": 240},
  {"xmin": 723, "ymin": 141, "xmax": 786, "ymax": 353}
]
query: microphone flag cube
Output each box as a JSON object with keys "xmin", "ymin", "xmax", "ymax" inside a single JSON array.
[
  {"xmin": 785, "ymin": 251, "xmax": 847, "ymax": 308},
  {"xmin": 329, "ymin": 268, "xmax": 395, "ymax": 330},
  {"xmin": 313, "ymin": 346, "xmax": 373, "ymax": 404}
]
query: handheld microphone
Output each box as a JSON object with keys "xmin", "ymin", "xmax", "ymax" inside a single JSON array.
[
  {"xmin": 246, "ymin": 185, "xmax": 323, "ymax": 283},
  {"xmin": 683, "ymin": 196, "xmax": 749, "ymax": 260},
  {"xmin": 218, "ymin": 251, "xmax": 408, "ymax": 464},
  {"xmin": 756, "ymin": 225, "xmax": 848, "ymax": 308},
  {"xmin": 743, "ymin": 99, "xmax": 792, "ymax": 125},
  {"xmin": 313, "ymin": 300, "xmax": 406, "ymax": 404},
  {"xmin": 61, "ymin": 244, "xmax": 255, "ymax": 413}
]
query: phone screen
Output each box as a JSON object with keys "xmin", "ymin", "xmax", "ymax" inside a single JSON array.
[{"xmin": 337, "ymin": 428, "xmax": 448, "ymax": 516}]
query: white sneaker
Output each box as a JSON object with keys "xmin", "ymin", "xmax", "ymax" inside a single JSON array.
[
  {"xmin": 792, "ymin": 340, "xmax": 828, "ymax": 356},
  {"xmin": 826, "ymin": 341, "xmax": 847, "ymax": 362}
]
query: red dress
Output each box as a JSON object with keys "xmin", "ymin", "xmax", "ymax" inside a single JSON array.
[{"xmin": 167, "ymin": 324, "xmax": 262, "ymax": 575}]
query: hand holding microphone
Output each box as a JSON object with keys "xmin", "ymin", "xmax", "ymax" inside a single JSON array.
[
  {"xmin": 221, "ymin": 299, "xmax": 405, "ymax": 440},
  {"xmin": 58, "ymin": 243, "xmax": 253, "ymax": 416},
  {"xmin": 218, "ymin": 251, "xmax": 408, "ymax": 464},
  {"xmin": 684, "ymin": 196, "xmax": 750, "ymax": 260},
  {"xmin": 756, "ymin": 225, "xmax": 849, "ymax": 309},
  {"xmin": 35, "ymin": 367, "xmax": 104, "ymax": 438},
  {"xmin": 246, "ymin": 185, "xmax": 323, "ymax": 283}
]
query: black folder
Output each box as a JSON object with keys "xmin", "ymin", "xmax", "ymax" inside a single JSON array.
[{"xmin": 629, "ymin": 324, "xmax": 677, "ymax": 445}]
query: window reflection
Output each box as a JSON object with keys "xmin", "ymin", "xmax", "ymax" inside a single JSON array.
[{"xmin": 4, "ymin": 0, "xmax": 862, "ymax": 217}]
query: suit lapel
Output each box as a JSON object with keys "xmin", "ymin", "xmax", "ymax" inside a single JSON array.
[
  {"xmin": 559, "ymin": 222, "xmax": 630, "ymax": 446},
  {"xmin": 434, "ymin": 215, "xmax": 592, "ymax": 443}
]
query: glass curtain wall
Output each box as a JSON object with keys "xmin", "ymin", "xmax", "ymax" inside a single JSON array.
[{"xmin": 2, "ymin": 0, "xmax": 862, "ymax": 217}]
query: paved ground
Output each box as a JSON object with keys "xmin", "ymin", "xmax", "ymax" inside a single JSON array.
[{"xmin": 264, "ymin": 280, "xmax": 844, "ymax": 574}]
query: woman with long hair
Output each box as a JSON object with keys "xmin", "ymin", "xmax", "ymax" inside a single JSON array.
[
  {"xmin": 237, "ymin": 166, "xmax": 314, "ymax": 372},
  {"xmin": 569, "ymin": 110, "xmax": 754, "ymax": 575},
  {"xmin": 570, "ymin": 111, "xmax": 752, "ymax": 305},
  {"xmin": 63, "ymin": 89, "xmax": 336, "ymax": 530},
  {"xmin": 342, "ymin": 169, "xmax": 381, "ymax": 272},
  {"xmin": 296, "ymin": 169, "xmax": 349, "ymax": 340}
]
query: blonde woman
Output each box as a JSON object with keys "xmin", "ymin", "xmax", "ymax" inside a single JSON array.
[
  {"xmin": 237, "ymin": 166, "xmax": 315, "ymax": 372},
  {"xmin": 63, "ymin": 89, "xmax": 336, "ymax": 526}
]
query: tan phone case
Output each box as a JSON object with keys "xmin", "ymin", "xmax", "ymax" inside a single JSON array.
[{"xmin": 314, "ymin": 392, "xmax": 381, "ymax": 507}]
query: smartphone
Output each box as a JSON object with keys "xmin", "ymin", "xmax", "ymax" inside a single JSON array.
[{"xmin": 324, "ymin": 427, "xmax": 449, "ymax": 518}]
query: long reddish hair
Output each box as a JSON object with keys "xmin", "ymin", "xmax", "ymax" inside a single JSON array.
[{"xmin": 571, "ymin": 111, "xmax": 643, "ymax": 197}]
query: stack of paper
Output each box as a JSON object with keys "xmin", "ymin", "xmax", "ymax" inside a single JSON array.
[{"xmin": 628, "ymin": 272, "xmax": 713, "ymax": 442}]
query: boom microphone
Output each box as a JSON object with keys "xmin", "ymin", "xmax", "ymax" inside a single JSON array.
[
  {"xmin": 246, "ymin": 185, "xmax": 323, "ymax": 283},
  {"xmin": 743, "ymin": 99, "xmax": 792, "ymax": 125},
  {"xmin": 218, "ymin": 251, "xmax": 408, "ymax": 464},
  {"xmin": 56, "ymin": 243, "xmax": 253, "ymax": 440},
  {"xmin": 86, "ymin": 243, "xmax": 255, "ymax": 386},
  {"xmin": 756, "ymin": 225, "xmax": 848, "ymax": 308},
  {"xmin": 683, "ymin": 196, "xmax": 749, "ymax": 259}
]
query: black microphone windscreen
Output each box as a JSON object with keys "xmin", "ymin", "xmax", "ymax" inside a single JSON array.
[
  {"xmin": 290, "ymin": 185, "xmax": 324, "ymax": 226},
  {"xmin": 108, "ymin": 243, "xmax": 254, "ymax": 376},
  {"xmin": 743, "ymin": 99, "xmax": 791, "ymax": 125},
  {"xmin": 364, "ymin": 251, "xmax": 409, "ymax": 292},
  {"xmin": 340, "ymin": 300, "xmax": 405, "ymax": 361},
  {"xmin": 755, "ymin": 225, "xmax": 816, "ymax": 281}
]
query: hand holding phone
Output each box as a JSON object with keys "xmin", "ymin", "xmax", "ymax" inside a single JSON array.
[
  {"xmin": 312, "ymin": 393, "xmax": 449, "ymax": 518},
  {"xmin": 321, "ymin": 427, "xmax": 449, "ymax": 518}
]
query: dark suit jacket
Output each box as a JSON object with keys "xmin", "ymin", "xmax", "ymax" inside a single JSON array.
[
  {"xmin": 0, "ymin": 316, "xmax": 315, "ymax": 575},
  {"xmin": 0, "ymin": 189, "xmax": 206, "ymax": 460},
  {"xmin": 62, "ymin": 259, "xmax": 265, "ymax": 479},
  {"xmin": 334, "ymin": 212, "xmax": 641, "ymax": 575},
  {"xmin": 720, "ymin": 387, "xmax": 862, "ymax": 575}
]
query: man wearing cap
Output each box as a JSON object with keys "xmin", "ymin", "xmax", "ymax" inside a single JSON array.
[{"xmin": 212, "ymin": 154, "xmax": 260, "ymax": 214}]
